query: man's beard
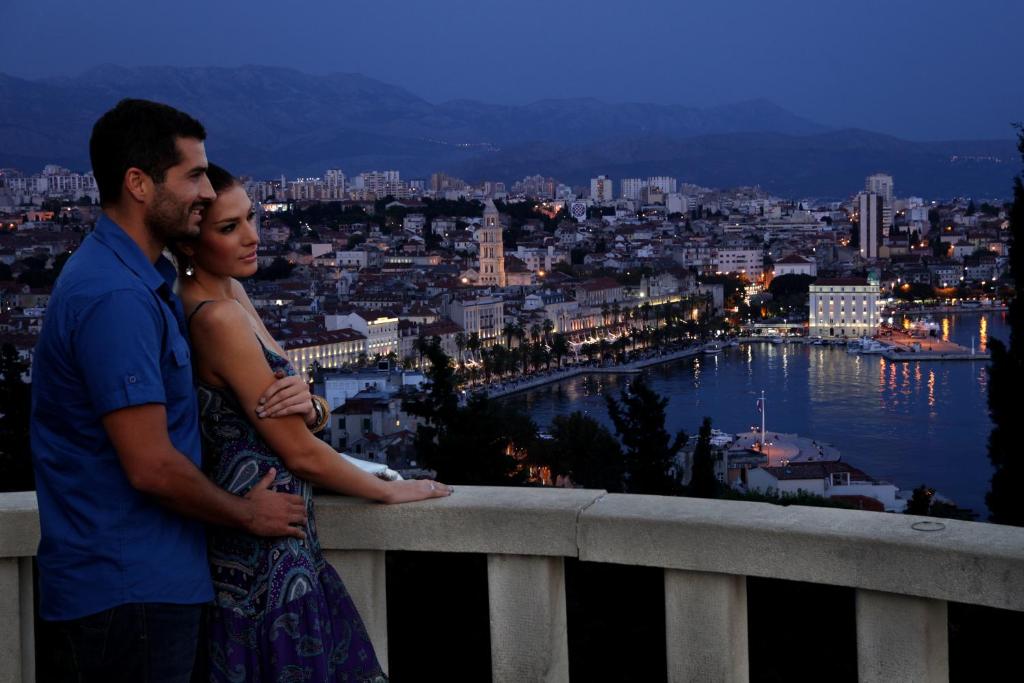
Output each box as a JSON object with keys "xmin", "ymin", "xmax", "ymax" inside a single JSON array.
[{"xmin": 146, "ymin": 186, "xmax": 205, "ymax": 245}]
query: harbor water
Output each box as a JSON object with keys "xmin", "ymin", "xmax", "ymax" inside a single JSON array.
[{"xmin": 501, "ymin": 312, "xmax": 1008, "ymax": 515}]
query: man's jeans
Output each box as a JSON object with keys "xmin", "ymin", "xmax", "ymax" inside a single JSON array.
[{"xmin": 52, "ymin": 602, "xmax": 202, "ymax": 683}]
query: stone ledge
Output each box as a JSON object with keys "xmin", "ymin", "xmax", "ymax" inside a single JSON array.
[
  {"xmin": 314, "ymin": 486, "xmax": 605, "ymax": 557},
  {"xmin": 0, "ymin": 493, "xmax": 39, "ymax": 558},
  {"xmin": 577, "ymin": 494, "xmax": 1024, "ymax": 612},
  {"xmin": 5, "ymin": 487, "xmax": 1024, "ymax": 614}
]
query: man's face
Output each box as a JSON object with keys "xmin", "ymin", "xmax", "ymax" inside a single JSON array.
[{"xmin": 145, "ymin": 137, "xmax": 215, "ymax": 243}]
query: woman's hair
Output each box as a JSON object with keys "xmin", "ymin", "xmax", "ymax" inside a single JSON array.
[{"xmin": 206, "ymin": 162, "xmax": 240, "ymax": 193}]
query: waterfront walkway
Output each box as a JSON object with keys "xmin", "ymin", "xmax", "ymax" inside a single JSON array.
[{"xmin": 480, "ymin": 345, "xmax": 703, "ymax": 398}]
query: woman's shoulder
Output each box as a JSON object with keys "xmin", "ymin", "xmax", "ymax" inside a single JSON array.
[{"xmin": 187, "ymin": 298, "xmax": 249, "ymax": 338}]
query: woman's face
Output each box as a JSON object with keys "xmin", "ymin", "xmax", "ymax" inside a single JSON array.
[{"xmin": 191, "ymin": 185, "xmax": 259, "ymax": 278}]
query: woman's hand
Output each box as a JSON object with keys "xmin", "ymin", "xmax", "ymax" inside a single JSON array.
[
  {"xmin": 383, "ymin": 479, "xmax": 454, "ymax": 504},
  {"xmin": 256, "ymin": 370, "xmax": 316, "ymax": 425}
]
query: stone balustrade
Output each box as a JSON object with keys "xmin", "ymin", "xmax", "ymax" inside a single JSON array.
[{"xmin": 3, "ymin": 487, "xmax": 1024, "ymax": 682}]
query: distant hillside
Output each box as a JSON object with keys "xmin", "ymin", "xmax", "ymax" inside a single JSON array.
[{"xmin": 0, "ymin": 65, "xmax": 1016, "ymax": 198}]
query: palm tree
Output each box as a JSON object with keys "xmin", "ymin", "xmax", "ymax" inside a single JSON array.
[
  {"xmin": 611, "ymin": 302, "xmax": 621, "ymax": 328},
  {"xmin": 663, "ymin": 302, "xmax": 676, "ymax": 329},
  {"xmin": 467, "ymin": 332, "xmax": 481, "ymax": 362},
  {"xmin": 454, "ymin": 332, "xmax": 466, "ymax": 369},
  {"xmin": 641, "ymin": 301, "xmax": 652, "ymax": 329},
  {"xmin": 534, "ymin": 341, "xmax": 551, "ymax": 371},
  {"xmin": 601, "ymin": 304, "xmax": 610, "ymax": 328},
  {"xmin": 530, "ymin": 323, "xmax": 542, "ymax": 343},
  {"xmin": 414, "ymin": 332, "xmax": 428, "ymax": 368},
  {"xmin": 514, "ymin": 322, "xmax": 527, "ymax": 349},
  {"xmin": 542, "ymin": 318, "xmax": 554, "ymax": 345},
  {"xmin": 551, "ymin": 333, "xmax": 570, "ymax": 368},
  {"xmin": 503, "ymin": 320, "xmax": 517, "ymax": 349}
]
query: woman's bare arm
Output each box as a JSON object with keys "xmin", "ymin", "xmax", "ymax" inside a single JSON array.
[{"xmin": 191, "ymin": 300, "xmax": 449, "ymax": 503}]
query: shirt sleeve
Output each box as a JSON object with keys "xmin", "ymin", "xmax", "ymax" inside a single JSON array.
[{"xmin": 74, "ymin": 289, "xmax": 168, "ymax": 415}]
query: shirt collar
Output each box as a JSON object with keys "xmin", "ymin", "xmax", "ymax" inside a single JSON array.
[{"xmin": 92, "ymin": 213, "xmax": 177, "ymax": 295}]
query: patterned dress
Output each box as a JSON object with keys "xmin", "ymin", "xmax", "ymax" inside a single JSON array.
[{"xmin": 197, "ymin": 340, "xmax": 387, "ymax": 682}]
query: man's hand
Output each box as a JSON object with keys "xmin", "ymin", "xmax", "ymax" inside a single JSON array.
[
  {"xmin": 242, "ymin": 468, "xmax": 308, "ymax": 539},
  {"xmin": 104, "ymin": 404, "xmax": 309, "ymax": 536},
  {"xmin": 256, "ymin": 370, "xmax": 316, "ymax": 424}
]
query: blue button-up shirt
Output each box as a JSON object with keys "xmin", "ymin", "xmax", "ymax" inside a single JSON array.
[{"xmin": 31, "ymin": 214, "xmax": 212, "ymax": 620}]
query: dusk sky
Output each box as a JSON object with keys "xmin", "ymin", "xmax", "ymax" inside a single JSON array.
[{"xmin": 3, "ymin": 0, "xmax": 1021, "ymax": 141}]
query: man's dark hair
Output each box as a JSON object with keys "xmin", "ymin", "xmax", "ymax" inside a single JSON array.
[{"xmin": 89, "ymin": 99, "xmax": 206, "ymax": 206}]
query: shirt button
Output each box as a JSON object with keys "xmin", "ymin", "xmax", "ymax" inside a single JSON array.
[{"xmin": 128, "ymin": 375, "xmax": 137, "ymax": 384}]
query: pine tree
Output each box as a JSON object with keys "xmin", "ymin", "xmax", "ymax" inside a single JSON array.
[
  {"xmin": 547, "ymin": 411, "xmax": 624, "ymax": 491},
  {"xmin": 986, "ymin": 126, "xmax": 1024, "ymax": 525},
  {"xmin": 605, "ymin": 376, "xmax": 687, "ymax": 495},
  {"xmin": 688, "ymin": 417, "xmax": 720, "ymax": 498},
  {"xmin": 402, "ymin": 339, "xmax": 529, "ymax": 485}
]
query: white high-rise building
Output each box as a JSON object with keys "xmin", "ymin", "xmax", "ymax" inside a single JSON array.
[
  {"xmin": 324, "ymin": 169, "xmax": 346, "ymax": 199},
  {"xmin": 590, "ymin": 175, "xmax": 614, "ymax": 204},
  {"xmin": 865, "ymin": 173, "xmax": 894, "ymax": 233},
  {"xmin": 620, "ymin": 178, "xmax": 644, "ymax": 200},
  {"xmin": 858, "ymin": 192, "xmax": 884, "ymax": 260},
  {"xmin": 647, "ymin": 176, "xmax": 677, "ymax": 194}
]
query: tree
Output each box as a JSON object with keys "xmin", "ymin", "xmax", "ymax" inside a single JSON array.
[
  {"xmin": 605, "ymin": 376, "xmax": 688, "ymax": 495},
  {"xmin": 986, "ymin": 125, "xmax": 1024, "ymax": 525},
  {"xmin": 546, "ymin": 412, "xmax": 624, "ymax": 491},
  {"xmin": 550, "ymin": 333, "xmax": 570, "ymax": 368},
  {"xmin": 688, "ymin": 417, "xmax": 719, "ymax": 498},
  {"xmin": 253, "ymin": 256, "xmax": 294, "ymax": 281},
  {"xmin": 906, "ymin": 484, "xmax": 978, "ymax": 521},
  {"xmin": 502, "ymin": 321, "xmax": 517, "ymax": 349},
  {"xmin": 0, "ymin": 344, "xmax": 33, "ymax": 492},
  {"xmin": 454, "ymin": 332, "xmax": 466, "ymax": 369},
  {"xmin": 402, "ymin": 340, "xmax": 530, "ymax": 485},
  {"xmin": 906, "ymin": 484, "xmax": 933, "ymax": 515},
  {"xmin": 768, "ymin": 274, "xmax": 815, "ymax": 300},
  {"xmin": 466, "ymin": 332, "xmax": 481, "ymax": 363}
]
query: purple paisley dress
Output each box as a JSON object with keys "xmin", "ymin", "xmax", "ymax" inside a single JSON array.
[{"xmin": 197, "ymin": 342, "xmax": 387, "ymax": 682}]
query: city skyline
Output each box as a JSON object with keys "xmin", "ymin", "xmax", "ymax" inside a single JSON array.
[{"xmin": 2, "ymin": 0, "xmax": 1022, "ymax": 141}]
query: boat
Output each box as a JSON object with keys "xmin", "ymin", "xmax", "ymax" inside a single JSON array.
[
  {"xmin": 769, "ymin": 336, "xmax": 784, "ymax": 344},
  {"xmin": 845, "ymin": 337, "xmax": 887, "ymax": 354},
  {"xmin": 859, "ymin": 338, "xmax": 888, "ymax": 354},
  {"xmin": 703, "ymin": 341, "xmax": 723, "ymax": 354}
]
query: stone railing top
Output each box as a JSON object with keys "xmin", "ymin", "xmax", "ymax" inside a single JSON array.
[
  {"xmin": 0, "ymin": 492, "xmax": 40, "ymax": 558},
  {"xmin": 579, "ymin": 494, "xmax": 1024, "ymax": 611},
  {"xmin": 4, "ymin": 487, "xmax": 1023, "ymax": 611}
]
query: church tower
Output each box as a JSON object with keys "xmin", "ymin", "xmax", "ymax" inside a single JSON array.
[{"xmin": 477, "ymin": 199, "xmax": 506, "ymax": 287}]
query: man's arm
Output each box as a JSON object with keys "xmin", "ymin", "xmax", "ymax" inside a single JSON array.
[{"xmin": 102, "ymin": 403, "xmax": 307, "ymax": 538}]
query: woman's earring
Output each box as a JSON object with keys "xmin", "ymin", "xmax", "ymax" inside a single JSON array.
[{"xmin": 184, "ymin": 264, "xmax": 194, "ymax": 277}]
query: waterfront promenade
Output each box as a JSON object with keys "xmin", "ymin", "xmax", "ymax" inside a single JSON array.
[{"xmin": 478, "ymin": 345, "xmax": 703, "ymax": 398}]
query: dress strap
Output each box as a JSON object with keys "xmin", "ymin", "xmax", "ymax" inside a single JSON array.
[{"xmin": 186, "ymin": 300, "xmax": 216, "ymax": 328}]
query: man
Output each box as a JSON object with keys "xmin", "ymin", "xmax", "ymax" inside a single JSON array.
[{"xmin": 31, "ymin": 99, "xmax": 307, "ymax": 682}]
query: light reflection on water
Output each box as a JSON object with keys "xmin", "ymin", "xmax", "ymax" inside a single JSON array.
[{"xmin": 502, "ymin": 314, "xmax": 1008, "ymax": 515}]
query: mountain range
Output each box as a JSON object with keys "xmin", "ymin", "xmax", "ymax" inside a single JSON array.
[{"xmin": 0, "ymin": 65, "xmax": 1017, "ymax": 199}]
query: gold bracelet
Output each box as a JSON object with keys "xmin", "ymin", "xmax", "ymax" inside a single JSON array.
[{"xmin": 309, "ymin": 395, "xmax": 331, "ymax": 434}]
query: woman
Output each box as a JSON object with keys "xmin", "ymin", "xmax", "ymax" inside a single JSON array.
[{"xmin": 176, "ymin": 163, "xmax": 451, "ymax": 682}]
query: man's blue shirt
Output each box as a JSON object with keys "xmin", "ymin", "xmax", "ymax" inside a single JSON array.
[{"xmin": 31, "ymin": 214, "xmax": 212, "ymax": 620}]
